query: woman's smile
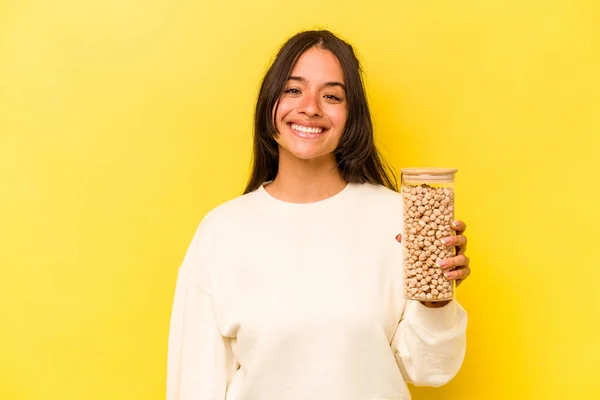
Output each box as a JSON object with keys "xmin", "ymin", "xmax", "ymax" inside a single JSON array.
[{"xmin": 288, "ymin": 122, "xmax": 327, "ymax": 139}]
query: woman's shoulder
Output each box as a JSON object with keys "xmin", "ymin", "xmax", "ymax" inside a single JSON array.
[
  {"xmin": 353, "ymin": 182, "xmax": 402, "ymax": 202},
  {"xmin": 350, "ymin": 182, "xmax": 404, "ymax": 222},
  {"xmin": 198, "ymin": 189, "xmax": 262, "ymax": 231},
  {"xmin": 198, "ymin": 183, "xmax": 402, "ymax": 231}
]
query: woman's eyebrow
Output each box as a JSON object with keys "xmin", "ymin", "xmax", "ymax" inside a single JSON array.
[
  {"xmin": 324, "ymin": 81, "xmax": 346, "ymax": 90},
  {"xmin": 288, "ymin": 76, "xmax": 346, "ymax": 90}
]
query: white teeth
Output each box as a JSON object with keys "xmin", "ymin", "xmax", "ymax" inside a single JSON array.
[{"xmin": 291, "ymin": 123, "xmax": 323, "ymax": 134}]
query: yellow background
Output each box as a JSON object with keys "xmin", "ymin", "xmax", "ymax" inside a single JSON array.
[{"xmin": 1, "ymin": 0, "xmax": 599, "ymax": 399}]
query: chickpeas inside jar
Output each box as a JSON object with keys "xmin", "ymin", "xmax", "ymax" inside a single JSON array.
[{"xmin": 400, "ymin": 168, "xmax": 458, "ymax": 302}]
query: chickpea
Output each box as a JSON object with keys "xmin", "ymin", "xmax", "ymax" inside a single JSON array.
[{"xmin": 402, "ymin": 182, "xmax": 455, "ymax": 301}]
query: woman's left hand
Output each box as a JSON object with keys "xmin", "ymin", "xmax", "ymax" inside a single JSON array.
[
  {"xmin": 436, "ymin": 220, "xmax": 471, "ymax": 287},
  {"xmin": 396, "ymin": 220, "xmax": 471, "ymax": 308}
]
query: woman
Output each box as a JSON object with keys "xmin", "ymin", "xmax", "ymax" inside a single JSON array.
[{"xmin": 167, "ymin": 30, "xmax": 471, "ymax": 400}]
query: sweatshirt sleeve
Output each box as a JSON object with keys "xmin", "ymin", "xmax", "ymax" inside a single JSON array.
[
  {"xmin": 390, "ymin": 299, "xmax": 467, "ymax": 387},
  {"xmin": 166, "ymin": 220, "xmax": 237, "ymax": 400}
]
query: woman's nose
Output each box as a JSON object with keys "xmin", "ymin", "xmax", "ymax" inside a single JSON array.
[{"xmin": 298, "ymin": 93, "xmax": 322, "ymax": 117}]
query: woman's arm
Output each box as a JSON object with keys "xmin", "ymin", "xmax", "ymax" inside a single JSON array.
[
  {"xmin": 167, "ymin": 221, "xmax": 237, "ymax": 400},
  {"xmin": 391, "ymin": 299, "xmax": 467, "ymax": 387}
]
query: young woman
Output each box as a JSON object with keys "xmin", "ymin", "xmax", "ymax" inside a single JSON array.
[{"xmin": 167, "ymin": 30, "xmax": 471, "ymax": 400}]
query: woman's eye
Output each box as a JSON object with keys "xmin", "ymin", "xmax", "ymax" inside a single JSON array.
[
  {"xmin": 325, "ymin": 94, "xmax": 342, "ymax": 101},
  {"xmin": 284, "ymin": 88, "xmax": 301, "ymax": 94}
]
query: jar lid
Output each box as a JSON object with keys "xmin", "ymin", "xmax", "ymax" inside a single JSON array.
[{"xmin": 401, "ymin": 168, "xmax": 458, "ymax": 184}]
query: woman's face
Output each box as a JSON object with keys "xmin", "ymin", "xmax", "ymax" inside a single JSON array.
[{"xmin": 273, "ymin": 47, "xmax": 348, "ymax": 163}]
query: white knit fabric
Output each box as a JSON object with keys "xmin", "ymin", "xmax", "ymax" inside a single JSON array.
[{"xmin": 167, "ymin": 182, "xmax": 467, "ymax": 400}]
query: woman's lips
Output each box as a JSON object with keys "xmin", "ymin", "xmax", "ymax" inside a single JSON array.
[{"xmin": 288, "ymin": 123, "xmax": 327, "ymax": 139}]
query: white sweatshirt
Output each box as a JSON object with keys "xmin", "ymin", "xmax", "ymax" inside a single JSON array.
[{"xmin": 167, "ymin": 182, "xmax": 467, "ymax": 400}]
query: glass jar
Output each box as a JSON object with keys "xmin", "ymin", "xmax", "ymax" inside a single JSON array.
[{"xmin": 400, "ymin": 168, "xmax": 458, "ymax": 302}]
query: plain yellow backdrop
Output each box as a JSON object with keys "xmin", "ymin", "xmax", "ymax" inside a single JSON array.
[{"xmin": 1, "ymin": 0, "xmax": 599, "ymax": 399}]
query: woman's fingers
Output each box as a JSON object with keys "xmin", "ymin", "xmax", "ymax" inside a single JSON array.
[
  {"xmin": 437, "ymin": 254, "xmax": 470, "ymax": 270},
  {"xmin": 441, "ymin": 234, "xmax": 467, "ymax": 248},
  {"xmin": 444, "ymin": 266, "xmax": 471, "ymax": 286},
  {"xmin": 399, "ymin": 220, "xmax": 472, "ymax": 287},
  {"xmin": 451, "ymin": 220, "xmax": 467, "ymax": 234}
]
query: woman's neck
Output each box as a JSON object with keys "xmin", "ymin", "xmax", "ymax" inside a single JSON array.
[{"xmin": 264, "ymin": 153, "xmax": 346, "ymax": 204}]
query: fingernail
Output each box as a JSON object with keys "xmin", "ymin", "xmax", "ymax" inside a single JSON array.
[
  {"xmin": 436, "ymin": 259, "xmax": 447, "ymax": 268},
  {"xmin": 444, "ymin": 271, "xmax": 453, "ymax": 279},
  {"xmin": 441, "ymin": 237, "xmax": 451, "ymax": 245},
  {"xmin": 452, "ymin": 221, "xmax": 459, "ymax": 228}
]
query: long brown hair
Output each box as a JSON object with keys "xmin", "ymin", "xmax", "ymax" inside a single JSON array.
[{"xmin": 243, "ymin": 30, "xmax": 397, "ymax": 194}]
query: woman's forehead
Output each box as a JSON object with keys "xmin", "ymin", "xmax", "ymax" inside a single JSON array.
[{"xmin": 289, "ymin": 47, "xmax": 345, "ymax": 84}]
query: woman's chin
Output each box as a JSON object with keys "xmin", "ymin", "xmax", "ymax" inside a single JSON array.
[
  {"xmin": 283, "ymin": 149, "xmax": 334, "ymax": 163},
  {"xmin": 277, "ymin": 139, "xmax": 337, "ymax": 163}
]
